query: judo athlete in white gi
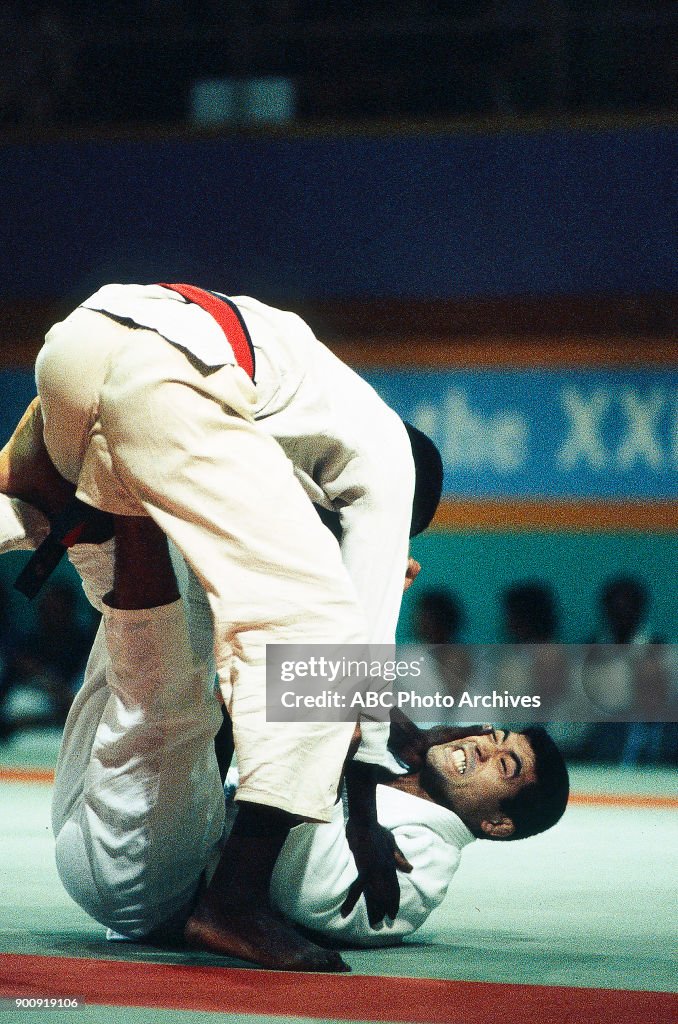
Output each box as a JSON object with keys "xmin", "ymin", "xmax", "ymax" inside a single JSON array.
[
  {"xmin": 0, "ymin": 511, "xmax": 568, "ymax": 951},
  {"xmin": 0, "ymin": 284, "xmax": 443, "ymax": 970}
]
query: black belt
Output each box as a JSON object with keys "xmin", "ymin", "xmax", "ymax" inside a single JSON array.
[{"xmin": 15, "ymin": 497, "xmax": 113, "ymax": 599}]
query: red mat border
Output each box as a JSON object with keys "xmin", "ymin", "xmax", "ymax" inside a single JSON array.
[{"xmin": 1, "ymin": 954, "xmax": 676, "ymax": 1024}]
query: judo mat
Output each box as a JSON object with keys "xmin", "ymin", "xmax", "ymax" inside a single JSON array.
[{"xmin": 0, "ymin": 729, "xmax": 676, "ymax": 1024}]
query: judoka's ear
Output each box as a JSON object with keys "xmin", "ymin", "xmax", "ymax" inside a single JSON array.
[{"xmin": 480, "ymin": 815, "xmax": 515, "ymax": 839}]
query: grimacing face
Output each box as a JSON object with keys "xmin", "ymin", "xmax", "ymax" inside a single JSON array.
[{"xmin": 424, "ymin": 728, "xmax": 537, "ymax": 838}]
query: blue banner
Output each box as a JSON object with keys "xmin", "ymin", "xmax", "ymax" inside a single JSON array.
[{"xmin": 366, "ymin": 368, "xmax": 678, "ymax": 500}]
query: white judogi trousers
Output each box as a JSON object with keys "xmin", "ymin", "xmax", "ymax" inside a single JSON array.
[
  {"xmin": 52, "ymin": 592, "xmax": 225, "ymax": 938},
  {"xmin": 37, "ymin": 306, "xmax": 365, "ymax": 821}
]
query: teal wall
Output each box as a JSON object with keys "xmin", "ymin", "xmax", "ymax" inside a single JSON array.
[
  {"xmin": 3, "ymin": 533, "xmax": 677, "ymax": 645},
  {"xmin": 400, "ymin": 530, "xmax": 678, "ymax": 644},
  {"xmin": 0, "ymin": 552, "xmax": 97, "ymax": 637}
]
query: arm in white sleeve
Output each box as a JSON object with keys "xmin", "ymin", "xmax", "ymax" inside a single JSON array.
[
  {"xmin": 335, "ymin": 416, "xmax": 414, "ymax": 770},
  {"xmin": 328, "ymin": 412, "xmax": 414, "ymax": 644},
  {"xmin": 245, "ymin": 302, "xmax": 415, "ymax": 643},
  {"xmin": 316, "ymin": 383, "xmax": 415, "ymax": 771}
]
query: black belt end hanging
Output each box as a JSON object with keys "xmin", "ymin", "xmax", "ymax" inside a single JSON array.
[{"xmin": 14, "ymin": 498, "xmax": 113, "ymax": 600}]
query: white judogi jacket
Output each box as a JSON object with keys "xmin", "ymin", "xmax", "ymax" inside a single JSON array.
[
  {"xmin": 80, "ymin": 285, "xmax": 415, "ymax": 771},
  {"xmin": 272, "ymin": 784, "xmax": 474, "ymax": 945},
  {"xmin": 80, "ymin": 285, "xmax": 414, "ymax": 644}
]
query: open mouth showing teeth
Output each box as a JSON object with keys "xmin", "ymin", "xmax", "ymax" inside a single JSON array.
[{"xmin": 451, "ymin": 748, "xmax": 467, "ymax": 775}]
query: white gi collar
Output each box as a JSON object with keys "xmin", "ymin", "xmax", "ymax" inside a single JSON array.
[{"xmin": 376, "ymin": 784, "xmax": 476, "ymax": 850}]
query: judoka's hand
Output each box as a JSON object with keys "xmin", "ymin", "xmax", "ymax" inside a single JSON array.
[
  {"xmin": 389, "ymin": 709, "xmax": 492, "ymax": 771},
  {"xmin": 342, "ymin": 760, "xmax": 413, "ymax": 926},
  {"xmin": 403, "ymin": 557, "xmax": 421, "ymax": 592},
  {"xmin": 341, "ymin": 820, "xmax": 413, "ymax": 926}
]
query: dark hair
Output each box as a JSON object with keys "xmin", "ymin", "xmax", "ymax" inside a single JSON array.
[
  {"xmin": 415, "ymin": 588, "xmax": 463, "ymax": 638},
  {"xmin": 601, "ymin": 576, "xmax": 647, "ymax": 614},
  {"xmin": 504, "ymin": 582, "xmax": 557, "ymax": 641},
  {"xmin": 403, "ymin": 422, "xmax": 443, "ymax": 537},
  {"xmin": 498, "ymin": 726, "xmax": 569, "ymax": 841}
]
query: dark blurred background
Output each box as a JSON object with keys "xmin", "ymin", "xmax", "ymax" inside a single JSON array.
[{"xmin": 0, "ymin": 1, "xmax": 676, "ymax": 128}]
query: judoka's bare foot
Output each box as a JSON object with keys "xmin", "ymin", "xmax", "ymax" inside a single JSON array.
[
  {"xmin": 185, "ymin": 895, "xmax": 350, "ymax": 973},
  {"xmin": 0, "ymin": 398, "xmax": 73, "ymax": 515}
]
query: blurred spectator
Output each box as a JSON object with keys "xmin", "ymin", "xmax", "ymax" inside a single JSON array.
[
  {"xmin": 409, "ymin": 588, "xmax": 474, "ymax": 713},
  {"xmin": 2, "ymin": 580, "xmax": 97, "ymax": 735},
  {"xmin": 503, "ymin": 582, "xmax": 557, "ymax": 643},
  {"xmin": 581, "ymin": 576, "xmax": 673, "ymax": 765},
  {"xmin": 413, "ymin": 587, "xmax": 463, "ymax": 646},
  {"xmin": 600, "ymin": 577, "xmax": 652, "ymax": 646},
  {"xmin": 495, "ymin": 582, "xmax": 569, "ymax": 715}
]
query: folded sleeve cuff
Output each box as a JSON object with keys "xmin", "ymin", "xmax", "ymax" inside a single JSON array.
[
  {"xmin": 67, "ymin": 540, "xmax": 115, "ymax": 611},
  {"xmin": 0, "ymin": 496, "xmax": 49, "ymax": 553}
]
